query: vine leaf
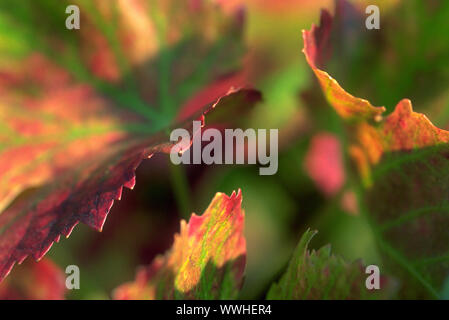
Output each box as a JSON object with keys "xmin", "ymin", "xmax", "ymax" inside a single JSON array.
[
  {"xmin": 0, "ymin": 0, "xmax": 261, "ymax": 282},
  {"xmin": 0, "ymin": 87, "xmax": 259, "ymax": 283},
  {"xmin": 113, "ymin": 191, "xmax": 246, "ymax": 300},
  {"xmin": 267, "ymin": 229, "xmax": 396, "ymax": 300},
  {"xmin": 0, "ymin": 0, "xmax": 248, "ymax": 212},
  {"xmin": 303, "ymin": 3, "xmax": 449, "ymax": 298},
  {"xmin": 302, "ymin": 9, "xmax": 385, "ymax": 122}
]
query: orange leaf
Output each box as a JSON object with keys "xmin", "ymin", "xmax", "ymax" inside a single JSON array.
[
  {"xmin": 303, "ymin": 9, "xmax": 449, "ymax": 186},
  {"xmin": 114, "ymin": 191, "xmax": 246, "ymax": 300},
  {"xmin": 304, "ymin": 132, "xmax": 345, "ymax": 196}
]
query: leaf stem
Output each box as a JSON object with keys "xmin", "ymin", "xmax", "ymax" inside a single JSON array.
[{"xmin": 169, "ymin": 162, "xmax": 191, "ymax": 219}]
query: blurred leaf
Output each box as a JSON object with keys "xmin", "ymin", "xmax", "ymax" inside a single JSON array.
[
  {"xmin": 325, "ymin": 0, "xmax": 449, "ymax": 120},
  {"xmin": 267, "ymin": 229, "xmax": 396, "ymax": 299},
  {"xmin": 113, "ymin": 191, "xmax": 246, "ymax": 299},
  {"xmin": 304, "ymin": 132, "xmax": 345, "ymax": 196},
  {"xmin": 0, "ymin": 258, "xmax": 65, "ymax": 300},
  {"xmin": 0, "ymin": 85, "xmax": 259, "ymax": 283},
  {"xmin": 302, "ymin": 9, "xmax": 385, "ymax": 121},
  {"xmin": 303, "ymin": 3, "xmax": 449, "ymax": 298},
  {"xmin": 0, "ymin": 0, "xmax": 261, "ymax": 282}
]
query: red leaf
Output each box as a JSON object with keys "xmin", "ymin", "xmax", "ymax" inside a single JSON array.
[
  {"xmin": 0, "ymin": 1, "xmax": 261, "ymax": 283},
  {"xmin": 302, "ymin": 9, "xmax": 385, "ymax": 121}
]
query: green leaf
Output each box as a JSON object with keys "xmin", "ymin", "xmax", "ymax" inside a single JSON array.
[
  {"xmin": 267, "ymin": 229, "xmax": 396, "ymax": 300},
  {"xmin": 365, "ymin": 144, "xmax": 449, "ymax": 298}
]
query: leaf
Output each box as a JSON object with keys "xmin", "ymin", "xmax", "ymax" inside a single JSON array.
[
  {"xmin": 302, "ymin": 9, "xmax": 385, "ymax": 122},
  {"xmin": 0, "ymin": 0, "xmax": 248, "ymax": 211},
  {"xmin": 326, "ymin": 0, "xmax": 449, "ymax": 122},
  {"xmin": 0, "ymin": 0, "xmax": 262, "ymax": 282},
  {"xmin": 304, "ymin": 132, "xmax": 345, "ymax": 196},
  {"xmin": 0, "ymin": 258, "xmax": 65, "ymax": 300},
  {"xmin": 0, "ymin": 86, "xmax": 259, "ymax": 283},
  {"xmin": 303, "ymin": 3, "xmax": 449, "ymax": 298},
  {"xmin": 267, "ymin": 229, "xmax": 396, "ymax": 300},
  {"xmin": 113, "ymin": 190, "xmax": 246, "ymax": 300}
]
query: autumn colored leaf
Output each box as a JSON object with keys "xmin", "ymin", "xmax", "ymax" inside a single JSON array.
[
  {"xmin": 321, "ymin": 0, "xmax": 449, "ymax": 123},
  {"xmin": 113, "ymin": 191, "xmax": 246, "ymax": 300},
  {"xmin": 0, "ymin": 84, "xmax": 259, "ymax": 283},
  {"xmin": 302, "ymin": 9, "xmax": 385, "ymax": 122},
  {"xmin": 303, "ymin": 2, "xmax": 449, "ymax": 298},
  {"xmin": 0, "ymin": 0, "xmax": 261, "ymax": 282},
  {"xmin": 267, "ymin": 229, "xmax": 396, "ymax": 300},
  {"xmin": 0, "ymin": 0, "xmax": 248, "ymax": 211},
  {"xmin": 0, "ymin": 258, "xmax": 65, "ymax": 300}
]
